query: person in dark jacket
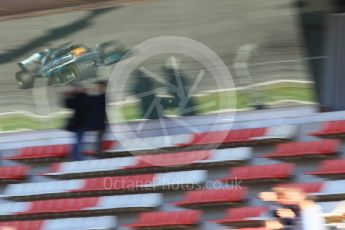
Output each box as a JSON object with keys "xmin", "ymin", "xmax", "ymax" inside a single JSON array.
[
  {"xmin": 84, "ymin": 80, "xmax": 108, "ymax": 154},
  {"xmin": 64, "ymin": 83, "xmax": 88, "ymax": 161}
]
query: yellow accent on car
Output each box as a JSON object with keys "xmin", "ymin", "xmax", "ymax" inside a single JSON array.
[{"xmin": 71, "ymin": 47, "xmax": 87, "ymax": 57}]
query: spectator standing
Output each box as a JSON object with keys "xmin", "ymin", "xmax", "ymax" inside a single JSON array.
[
  {"xmin": 85, "ymin": 80, "xmax": 108, "ymax": 154},
  {"xmin": 64, "ymin": 83, "xmax": 88, "ymax": 161}
]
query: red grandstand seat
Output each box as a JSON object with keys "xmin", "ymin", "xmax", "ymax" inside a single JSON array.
[
  {"xmin": 134, "ymin": 150, "xmax": 212, "ymax": 168},
  {"xmin": 0, "ymin": 220, "xmax": 44, "ymax": 230},
  {"xmin": 262, "ymin": 140, "xmax": 340, "ymax": 159},
  {"xmin": 310, "ymin": 120, "xmax": 345, "ymax": 137},
  {"xmin": 25, "ymin": 197, "xmax": 98, "ymax": 214},
  {"xmin": 125, "ymin": 210, "xmax": 201, "ymax": 229},
  {"xmin": 182, "ymin": 128, "xmax": 266, "ymax": 146},
  {"xmin": 0, "ymin": 165, "xmax": 30, "ymax": 182},
  {"xmin": 220, "ymin": 163, "xmax": 294, "ymax": 183},
  {"xmin": 7, "ymin": 144, "xmax": 71, "ymax": 161},
  {"xmin": 213, "ymin": 206, "xmax": 269, "ymax": 226},
  {"xmin": 7, "ymin": 141, "xmax": 115, "ymax": 161},
  {"xmin": 275, "ymin": 182, "xmax": 325, "ymax": 193},
  {"xmin": 173, "ymin": 188, "xmax": 247, "ymax": 207},
  {"xmin": 307, "ymin": 159, "xmax": 345, "ymax": 177}
]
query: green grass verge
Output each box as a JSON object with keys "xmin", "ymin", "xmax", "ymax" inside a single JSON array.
[{"xmin": 0, "ymin": 83, "xmax": 315, "ymax": 132}]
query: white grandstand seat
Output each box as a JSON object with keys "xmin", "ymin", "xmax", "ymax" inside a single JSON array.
[
  {"xmin": 1, "ymin": 170, "xmax": 207, "ymax": 200},
  {"xmin": 251, "ymin": 125, "xmax": 298, "ymax": 140}
]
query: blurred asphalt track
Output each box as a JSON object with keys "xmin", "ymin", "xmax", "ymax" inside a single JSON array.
[{"xmin": 0, "ymin": 0, "xmax": 309, "ymax": 114}]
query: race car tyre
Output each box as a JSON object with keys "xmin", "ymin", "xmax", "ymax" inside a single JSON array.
[
  {"xmin": 47, "ymin": 70, "xmax": 64, "ymax": 86},
  {"xmin": 61, "ymin": 64, "xmax": 80, "ymax": 83},
  {"xmin": 16, "ymin": 71, "xmax": 35, "ymax": 89}
]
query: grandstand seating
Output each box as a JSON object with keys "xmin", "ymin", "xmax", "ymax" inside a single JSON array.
[
  {"xmin": 310, "ymin": 120, "xmax": 345, "ymax": 137},
  {"xmin": 172, "ymin": 187, "xmax": 247, "ymax": 208},
  {"xmin": 180, "ymin": 125, "xmax": 297, "ymax": 147},
  {"xmin": 0, "ymin": 193, "xmax": 161, "ymax": 221},
  {"xmin": 1, "ymin": 170, "xmax": 207, "ymax": 201},
  {"xmin": 262, "ymin": 140, "xmax": 340, "ymax": 160},
  {"xmin": 307, "ymin": 159, "xmax": 345, "ymax": 178},
  {"xmin": 219, "ymin": 163, "xmax": 295, "ymax": 183},
  {"xmin": 6, "ymin": 141, "xmax": 115, "ymax": 162},
  {"xmin": 44, "ymin": 148, "xmax": 251, "ymax": 178},
  {"xmin": 276, "ymin": 180, "xmax": 345, "ymax": 200},
  {"xmin": 0, "ymin": 216, "xmax": 117, "ymax": 230},
  {"xmin": 6, "ymin": 144, "xmax": 72, "ymax": 162},
  {"xmin": 1, "ymin": 113, "xmax": 345, "ymax": 229},
  {"xmin": 212, "ymin": 206, "xmax": 270, "ymax": 228},
  {"xmin": 125, "ymin": 210, "xmax": 201, "ymax": 229},
  {"xmin": 5, "ymin": 125, "xmax": 297, "ymax": 162},
  {"xmin": 0, "ymin": 165, "xmax": 30, "ymax": 183}
]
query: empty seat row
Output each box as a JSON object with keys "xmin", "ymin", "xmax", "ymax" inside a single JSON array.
[
  {"xmin": 5, "ymin": 141, "xmax": 115, "ymax": 162},
  {"xmin": 179, "ymin": 125, "xmax": 297, "ymax": 147},
  {"xmin": 218, "ymin": 160, "xmax": 345, "ymax": 183},
  {"xmin": 0, "ymin": 193, "xmax": 161, "ymax": 221},
  {"xmin": 0, "ymin": 208, "xmax": 270, "ymax": 230},
  {"xmin": 173, "ymin": 187, "xmax": 247, "ymax": 208},
  {"xmin": 310, "ymin": 120, "xmax": 345, "ymax": 137},
  {"xmin": 3, "ymin": 139, "xmax": 339, "ymax": 184},
  {"xmin": 276, "ymin": 180, "xmax": 345, "ymax": 201},
  {"xmin": 45, "ymin": 148, "xmax": 251, "ymax": 178},
  {"xmin": 262, "ymin": 139, "xmax": 340, "ymax": 159},
  {"xmin": 116, "ymin": 125, "xmax": 296, "ymax": 154},
  {"xmin": 125, "ymin": 210, "xmax": 201, "ymax": 229},
  {"xmin": 5, "ymin": 125, "xmax": 297, "ymax": 162},
  {"xmin": 1, "ymin": 170, "xmax": 207, "ymax": 201},
  {"xmin": 0, "ymin": 165, "xmax": 30, "ymax": 183},
  {"xmin": 0, "ymin": 188, "xmax": 249, "ymax": 221},
  {"xmin": 307, "ymin": 159, "xmax": 345, "ymax": 178},
  {"xmin": 220, "ymin": 163, "xmax": 294, "ymax": 183},
  {"xmin": 126, "ymin": 208, "xmax": 271, "ymax": 229},
  {"xmin": 0, "ymin": 216, "xmax": 116, "ymax": 230},
  {"xmin": 213, "ymin": 206, "xmax": 270, "ymax": 227}
]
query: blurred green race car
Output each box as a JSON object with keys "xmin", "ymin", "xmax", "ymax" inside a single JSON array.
[{"xmin": 15, "ymin": 40, "xmax": 130, "ymax": 89}]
